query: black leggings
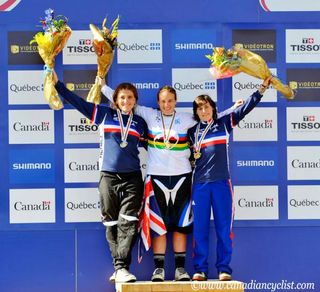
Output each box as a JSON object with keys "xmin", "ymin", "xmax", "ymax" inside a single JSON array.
[{"xmin": 99, "ymin": 170, "xmax": 144, "ymax": 270}]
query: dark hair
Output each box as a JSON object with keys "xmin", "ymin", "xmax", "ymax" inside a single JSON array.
[
  {"xmin": 112, "ymin": 83, "xmax": 138, "ymax": 109},
  {"xmin": 193, "ymin": 94, "xmax": 217, "ymax": 122},
  {"xmin": 157, "ymin": 85, "xmax": 177, "ymax": 101}
]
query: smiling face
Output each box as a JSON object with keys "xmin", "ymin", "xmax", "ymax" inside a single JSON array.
[
  {"xmin": 115, "ymin": 89, "xmax": 136, "ymax": 113},
  {"xmin": 196, "ymin": 101, "xmax": 214, "ymax": 122},
  {"xmin": 158, "ymin": 89, "xmax": 177, "ymax": 116}
]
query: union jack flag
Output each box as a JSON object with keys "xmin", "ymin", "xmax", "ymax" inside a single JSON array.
[{"xmin": 138, "ymin": 176, "xmax": 167, "ymax": 263}]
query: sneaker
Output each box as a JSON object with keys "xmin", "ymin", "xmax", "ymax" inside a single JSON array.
[
  {"xmin": 151, "ymin": 268, "xmax": 165, "ymax": 282},
  {"xmin": 174, "ymin": 267, "xmax": 190, "ymax": 281},
  {"xmin": 219, "ymin": 271, "xmax": 232, "ymax": 281},
  {"xmin": 115, "ymin": 268, "xmax": 137, "ymax": 283},
  {"xmin": 192, "ymin": 271, "xmax": 207, "ymax": 281},
  {"xmin": 108, "ymin": 271, "xmax": 116, "ymax": 283}
]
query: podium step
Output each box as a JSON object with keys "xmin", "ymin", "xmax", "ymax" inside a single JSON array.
[{"xmin": 116, "ymin": 280, "xmax": 244, "ymax": 292}]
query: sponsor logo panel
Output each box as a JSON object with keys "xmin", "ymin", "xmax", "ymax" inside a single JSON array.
[
  {"xmin": 232, "ymin": 29, "xmax": 276, "ymax": 62},
  {"xmin": 287, "ymin": 68, "xmax": 320, "ymax": 101},
  {"xmin": 8, "ymin": 110, "xmax": 55, "ymax": 144},
  {"xmin": 113, "ymin": 68, "xmax": 163, "ymax": 107},
  {"xmin": 64, "ymin": 110, "xmax": 99, "ymax": 144},
  {"xmin": 9, "ymin": 149, "xmax": 55, "ymax": 184},
  {"xmin": 65, "ymin": 188, "xmax": 101, "ymax": 222},
  {"xmin": 234, "ymin": 185, "xmax": 279, "ymax": 220},
  {"xmin": 232, "ymin": 69, "xmax": 277, "ymax": 102},
  {"xmin": 287, "ymin": 146, "xmax": 320, "ymax": 180},
  {"xmin": 287, "ymin": 107, "xmax": 320, "ymax": 141},
  {"xmin": 9, "ymin": 189, "xmax": 55, "ymax": 223},
  {"xmin": 288, "ymin": 185, "xmax": 320, "ymax": 219},
  {"xmin": 64, "ymin": 148, "xmax": 100, "ymax": 183},
  {"xmin": 117, "ymin": 29, "xmax": 162, "ymax": 64},
  {"xmin": 8, "ymin": 31, "xmax": 43, "ymax": 65},
  {"xmin": 8, "ymin": 70, "xmax": 46, "ymax": 105},
  {"xmin": 286, "ymin": 29, "xmax": 320, "ymax": 63},
  {"xmin": 172, "ymin": 68, "xmax": 217, "ymax": 102},
  {"xmin": 233, "ymin": 107, "xmax": 278, "ymax": 141},
  {"xmin": 62, "ymin": 30, "xmax": 96, "ymax": 64},
  {"xmin": 232, "ymin": 146, "xmax": 278, "ymax": 181},
  {"xmin": 171, "ymin": 28, "xmax": 216, "ymax": 63}
]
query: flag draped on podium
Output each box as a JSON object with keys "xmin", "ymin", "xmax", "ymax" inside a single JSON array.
[{"xmin": 138, "ymin": 176, "xmax": 167, "ymax": 263}]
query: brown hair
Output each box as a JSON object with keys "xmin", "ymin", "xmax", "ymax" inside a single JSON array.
[
  {"xmin": 157, "ymin": 85, "xmax": 177, "ymax": 101},
  {"xmin": 112, "ymin": 83, "xmax": 138, "ymax": 109},
  {"xmin": 193, "ymin": 94, "xmax": 217, "ymax": 122}
]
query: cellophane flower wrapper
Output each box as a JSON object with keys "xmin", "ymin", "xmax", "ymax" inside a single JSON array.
[
  {"xmin": 87, "ymin": 16, "xmax": 120, "ymax": 104},
  {"xmin": 207, "ymin": 44, "xmax": 295, "ymax": 99},
  {"xmin": 31, "ymin": 8, "xmax": 72, "ymax": 110}
]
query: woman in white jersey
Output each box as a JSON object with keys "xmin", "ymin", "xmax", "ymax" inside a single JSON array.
[{"xmin": 101, "ymin": 79, "xmax": 241, "ymax": 282}]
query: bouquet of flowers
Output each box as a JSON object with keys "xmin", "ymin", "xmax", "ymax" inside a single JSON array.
[
  {"xmin": 206, "ymin": 43, "xmax": 295, "ymax": 99},
  {"xmin": 87, "ymin": 16, "xmax": 120, "ymax": 104},
  {"xmin": 30, "ymin": 8, "xmax": 72, "ymax": 110}
]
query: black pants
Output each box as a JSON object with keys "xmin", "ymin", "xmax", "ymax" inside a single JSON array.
[{"xmin": 99, "ymin": 171, "xmax": 144, "ymax": 271}]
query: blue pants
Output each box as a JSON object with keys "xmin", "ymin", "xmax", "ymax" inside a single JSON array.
[{"xmin": 192, "ymin": 179, "xmax": 234, "ymax": 275}]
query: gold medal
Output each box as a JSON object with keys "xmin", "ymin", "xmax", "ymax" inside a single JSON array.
[
  {"xmin": 194, "ymin": 151, "xmax": 201, "ymax": 159},
  {"xmin": 164, "ymin": 141, "xmax": 171, "ymax": 149},
  {"xmin": 161, "ymin": 111, "xmax": 176, "ymax": 151}
]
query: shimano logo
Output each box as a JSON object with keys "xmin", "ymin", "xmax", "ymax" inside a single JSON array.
[
  {"xmin": 13, "ymin": 163, "xmax": 52, "ymax": 170},
  {"xmin": 134, "ymin": 82, "xmax": 160, "ymax": 90},
  {"xmin": 238, "ymin": 119, "xmax": 273, "ymax": 129},
  {"xmin": 175, "ymin": 43, "xmax": 213, "ymax": 50},
  {"xmin": 237, "ymin": 160, "xmax": 274, "ymax": 167},
  {"xmin": 291, "ymin": 159, "xmax": 320, "ymax": 168},
  {"xmin": 14, "ymin": 201, "xmax": 51, "ymax": 211},
  {"xmin": 238, "ymin": 197, "xmax": 274, "ymax": 208},
  {"xmin": 13, "ymin": 121, "xmax": 50, "ymax": 132}
]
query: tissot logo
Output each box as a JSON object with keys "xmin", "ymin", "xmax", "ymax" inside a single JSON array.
[
  {"xmin": 172, "ymin": 68, "xmax": 217, "ymax": 102},
  {"xmin": 10, "ymin": 189, "xmax": 55, "ymax": 223},
  {"xmin": 287, "ymin": 108, "xmax": 320, "ymax": 141},
  {"xmin": 63, "ymin": 30, "xmax": 96, "ymax": 64},
  {"xmin": 9, "ymin": 110, "xmax": 54, "ymax": 144},
  {"xmin": 64, "ymin": 148, "xmax": 100, "ymax": 183},
  {"xmin": 233, "ymin": 108, "xmax": 277, "ymax": 141},
  {"xmin": 68, "ymin": 118, "xmax": 98, "ymax": 132},
  {"xmin": 288, "ymin": 185, "xmax": 320, "ymax": 219},
  {"xmin": 65, "ymin": 188, "xmax": 101, "ymax": 222},
  {"xmin": 234, "ymin": 185, "xmax": 278, "ymax": 220},
  {"xmin": 286, "ymin": 30, "xmax": 320, "ymax": 63},
  {"xmin": 117, "ymin": 29, "xmax": 162, "ymax": 64},
  {"xmin": 287, "ymin": 146, "xmax": 320, "ymax": 180}
]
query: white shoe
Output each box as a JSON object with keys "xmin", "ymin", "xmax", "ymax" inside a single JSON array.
[
  {"xmin": 108, "ymin": 271, "xmax": 116, "ymax": 283},
  {"xmin": 174, "ymin": 267, "xmax": 190, "ymax": 281},
  {"xmin": 115, "ymin": 268, "xmax": 136, "ymax": 283},
  {"xmin": 151, "ymin": 268, "xmax": 165, "ymax": 282}
]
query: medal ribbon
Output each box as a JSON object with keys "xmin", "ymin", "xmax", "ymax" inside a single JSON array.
[
  {"xmin": 117, "ymin": 109, "xmax": 133, "ymax": 144},
  {"xmin": 194, "ymin": 119, "xmax": 214, "ymax": 153},
  {"xmin": 161, "ymin": 111, "xmax": 176, "ymax": 146}
]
